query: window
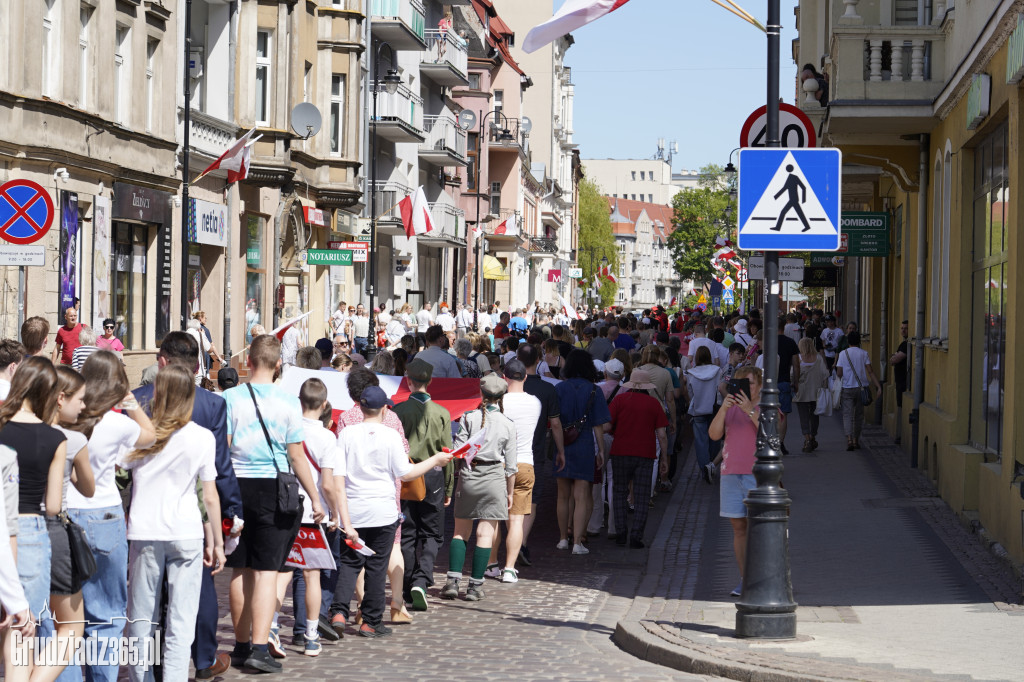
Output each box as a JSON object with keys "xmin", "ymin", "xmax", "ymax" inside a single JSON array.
[
  {"xmin": 493, "ymin": 89, "xmax": 503, "ymax": 119},
  {"xmin": 489, "ymin": 182, "xmax": 501, "ymax": 215},
  {"xmin": 303, "ymin": 62, "xmax": 312, "ymax": 102},
  {"xmin": 255, "ymin": 30, "xmax": 272, "ymax": 125},
  {"xmin": 940, "ymin": 143, "xmax": 952, "ymax": 338},
  {"xmin": 929, "ymin": 152, "xmax": 942, "ymax": 336},
  {"xmin": 631, "ymin": 194, "xmax": 636, "ymax": 200},
  {"xmin": 640, "ymin": 171, "xmax": 645, "ymax": 180},
  {"xmin": 115, "ymin": 24, "xmax": 131, "ymax": 124},
  {"xmin": 468, "ymin": 73, "xmax": 481, "ymax": 90},
  {"xmin": 245, "ymin": 215, "xmax": 266, "ymax": 343},
  {"xmin": 110, "ymin": 223, "xmax": 147, "ymax": 350},
  {"xmin": 631, "ymin": 171, "xmax": 636, "ymax": 181},
  {"xmin": 466, "ymin": 132, "xmax": 479, "ymax": 189},
  {"xmin": 43, "ymin": 0, "xmax": 61, "ymax": 98},
  {"xmin": 330, "ymin": 74, "xmax": 344, "ymax": 155},
  {"xmin": 79, "ymin": 4, "xmax": 92, "ymax": 108},
  {"xmin": 969, "ymin": 121, "xmax": 1008, "ymax": 458},
  {"xmin": 146, "ymin": 39, "xmax": 158, "ymax": 133},
  {"xmin": 648, "ymin": 194, "xmax": 653, "ymax": 203}
]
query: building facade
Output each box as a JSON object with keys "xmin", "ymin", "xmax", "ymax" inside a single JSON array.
[
  {"xmin": 606, "ymin": 197, "xmax": 683, "ymax": 309},
  {"xmin": 797, "ymin": 0, "xmax": 1024, "ymax": 566}
]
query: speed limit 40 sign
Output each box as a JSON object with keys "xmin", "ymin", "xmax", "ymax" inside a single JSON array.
[{"xmin": 740, "ymin": 103, "xmax": 817, "ymax": 149}]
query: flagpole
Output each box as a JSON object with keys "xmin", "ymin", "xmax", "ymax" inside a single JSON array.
[{"xmin": 181, "ymin": 0, "xmax": 193, "ymax": 333}]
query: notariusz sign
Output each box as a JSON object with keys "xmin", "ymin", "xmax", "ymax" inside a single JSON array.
[{"xmin": 305, "ymin": 249, "xmax": 353, "ymax": 266}]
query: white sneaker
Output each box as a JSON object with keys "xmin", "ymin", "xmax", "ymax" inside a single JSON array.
[
  {"xmin": 483, "ymin": 563, "xmax": 502, "ymax": 579},
  {"xmin": 501, "ymin": 568, "xmax": 519, "ymax": 583},
  {"xmin": 571, "ymin": 543, "xmax": 589, "ymax": 555},
  {"xmin": 556, "ymin": 539, "xmax": 570, "ymax": 550}
]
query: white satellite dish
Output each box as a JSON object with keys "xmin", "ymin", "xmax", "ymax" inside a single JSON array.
[
  {"xmin": 290, "ymin": 102, "xmax": 322, "ymax": 140},
  {"xmin": 521, "ymin": 116, "xmax": 532, "ymax": 134},
  {"xmin": 458, "ymin": 110, "xmax": 477, "ymax": 131}
]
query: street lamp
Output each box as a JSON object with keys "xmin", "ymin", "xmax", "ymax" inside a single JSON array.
[
  {"xmin": 367, "ymin": 41, "xmax": 400, "ymax": 359},
  {"xmin": 472, "ymin": 111, "xmax": 515, "ymax": 331}
]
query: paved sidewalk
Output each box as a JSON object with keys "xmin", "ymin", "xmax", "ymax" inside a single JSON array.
[{"xmin": 615, "ymin": 415, "xmax": 1024, "ymax": 681}]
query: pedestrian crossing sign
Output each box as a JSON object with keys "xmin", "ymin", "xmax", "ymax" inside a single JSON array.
[
  {"xmin": 737, "ymin": 148, "xmax": 842, "ymax": 251},
  {"xmin": 723, "ymin": 289, "xmax": 735, "ymax": 304}
]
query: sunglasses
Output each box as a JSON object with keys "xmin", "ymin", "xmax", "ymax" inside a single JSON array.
[{"xmin": 104, "ymin": 325, "xmax": 115, "ymax": 330}]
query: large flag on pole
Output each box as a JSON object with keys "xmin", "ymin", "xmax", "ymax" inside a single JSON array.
[
  {"xmin": 522, "ymin": 0, "xmax": 633, "ymax": 54},
  {"xmin": 494, "ymin": 214, "xmax": 519, "ymax": 236},
  {"xmin": 399, "ymin": 186, "xmax": 435, "ymax": 238},
  {"xmin": 559, "ymin": 294, "xmax": 581, "ymax": 320},
  {"xmin": 272, "ymin": 311, "xmax": 312, "ymax": 341},
  {"xmin": 194, "ymin": 128, "xmax": 260, "ymax": 184}
]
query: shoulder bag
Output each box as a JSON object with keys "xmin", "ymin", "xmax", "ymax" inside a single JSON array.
[
  {"xmin": 64, "ymin": 513, "xmax": 97, "ymax": 580},
  {"xmin": 562, "ymin": 386, "xmax": 596, "ymax": 446},
  {"xmin": 844, "ymin": 350, "xmax": 873, "ymax": 407},
  {"xmin": 248, "ymin": 384, "xmax": 303, "ymax": 515}
]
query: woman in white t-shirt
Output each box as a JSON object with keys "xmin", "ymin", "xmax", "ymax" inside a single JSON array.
[
  {"xmin": 835, "ymin": 331, "xmax": 881, "ymax": 450},
  {"xmin": 120, "ymin": 365, "xmax": 224, "ymax": 682},
  {"xmin": 65, "ymin": 350, "xmax": 155, "ymax": 680}
]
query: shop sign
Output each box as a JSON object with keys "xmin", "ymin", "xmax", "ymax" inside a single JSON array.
[
  {"xmin": 189, "ymin": 198, "xmax": 228, "ymax": 248},
  {"xmin": 840, "ymin": 212, "xmax": 889, "ymax": 257},
  {"xmin": 1007, "ymin": 14, "xmax": 1024, "ymax": 83},
  {"xmin": 112, "ymin": 182, "xmax": 170, "ymax": 223},
  {"xmin": 966, "ymin": 74, "xmax": 991, "ymax": 130},
  {"xmin": 568, "ymin": 267, "xmax": 583, "ymax": 278},
  {"xmin": 802, "ymin": 266, "xmax": 839, "ymax": 287},
  {"xmin": 303, "ymin": 206, "xmax": 326, "ymax": 227},
  {"xmin": 393, "ymin": 254, "xmax": 413, "ymax": 275},
  {"xmin": 330, "ymin": 241, "xmax": 368, "ymax": 263},
  {"xmin": 305, "ymin": 249, "xmax": 353, "ymax": 266}
]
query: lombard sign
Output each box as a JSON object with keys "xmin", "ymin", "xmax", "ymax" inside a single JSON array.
[
  {"xmin": 1007, "ymin": 14, "xmax": 1024, "ymax": 83},
  {"xmin": 190, "ymin": 199, "xmax": 228, "ymax": 248},
  {"xmin": 966, "ymin": 73, "xmax": 991, "ymax": 130}
]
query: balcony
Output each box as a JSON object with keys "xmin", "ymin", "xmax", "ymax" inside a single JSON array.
[
  {"xmin": 825, "ymin": 23, "xmax": 945, "ymax": 139},
  {"xmin": 485, "ymin": 208, "xmax": 525, "ymax": 251},
  {"xmin": 369, "ymin": 0, "xmax": 426, "ymax": 51},
  {"xmin": 487, "ymin": 117, "xmax": 528, "ymax": 157},
  {"xmin": 420, "ymin": 30, "xmax": 469, "ymax": 86},
  {"xmin": 372, "ymin": 84, "xmax": 425, "ymax": 143},
  {"xmin": 368, "ymin": 180, "xmax": 413, "ymax": 236},
  {"xmin": 187, "ymin": 109, "xmax": 239, "ymax": 162},
  {"xmin": 419, "ymin": 115, "xmax": 468, "ymax": 167},
  {"xmin": 541, "ymin": 207, "xmax": 563, "ymax": 229},
  {"xmin": 527, "ymin": 236, "xmax": 558, "ymax": 260},
  {"xmin": 420, "ymin": 203, "xmax": 466, "ymax": 246}
]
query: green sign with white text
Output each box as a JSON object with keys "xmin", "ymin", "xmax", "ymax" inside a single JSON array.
[
  {"xmin": 306, "ymin": 249, "xmax": 353, "ymax": 266},
  {"xmin": 841, "ymin": 212, "xmax": 890, "ymax": 257}
]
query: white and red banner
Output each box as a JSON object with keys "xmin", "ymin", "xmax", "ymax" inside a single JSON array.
[
  {"xmin": 195, "ymin": 128, "xmax": 260, "ymax": 184},
  {"xmin": 285, "ymin": 525, "xmax": 336, "ymax": 570},
  {"xmin": 447, "ymin": 428, "xmax": 488, "ymax": 466},
  {"xmin": 272, "ymin": 311, "xmax": 312, "ymax": 342},
  {"xmin": 399, "ymin": 186, "xmax": 435, "ymax": 238},
  {"xmin": 559, "ymin": 294, "xmax": 581, "ymax": 320},
  {"xmin": 522, "ymin": 0, "xmax": 633, "ymax": 54},
  {"xmin": 494, "ymin": 214, "xmax": 519, "ymax": 236}
]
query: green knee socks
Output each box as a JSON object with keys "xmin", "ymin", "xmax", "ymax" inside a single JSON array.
[
  {"xmin": 471, "ymin": 546, "xmax": 492, "ymax": 581},
  {"xmin": 449, "ymin": 538, "xmax": 467, "ymax": 574}
]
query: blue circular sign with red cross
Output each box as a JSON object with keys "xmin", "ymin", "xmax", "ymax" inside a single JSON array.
[{"xmin": 0, "ymin": 179, "xmax": 55, "ymax": 245}]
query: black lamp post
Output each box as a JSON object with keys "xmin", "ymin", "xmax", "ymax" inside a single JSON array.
[
  {"xmin": 367, "ymin": 41, "xmax": 401, "ymax": 359},
  {"xmin": 472, "ymin": 111, "xmax": 515, "ymax": 331},
  {"xmin": 735, "ymin": 0, "xmax": 797, "ymax": 639}
]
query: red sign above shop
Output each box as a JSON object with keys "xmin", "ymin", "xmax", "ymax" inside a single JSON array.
[{"xmin": 304, "ymin": 206, "xmax": 325, "ymax": 226}]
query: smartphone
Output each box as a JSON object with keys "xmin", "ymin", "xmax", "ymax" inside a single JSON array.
[{"xmin": 727, "ymin": 378, "xmax": 751, "ymax": 401}]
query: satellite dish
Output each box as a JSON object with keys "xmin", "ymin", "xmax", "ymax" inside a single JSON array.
[
  {"xmin": 521, "ymin": 116, "xmax": 532, "ymax": 134},
  {"xmin": 290, "ymin": 102, "xmax": 322, "ymax": 140},
  {"xmin": 458, "ymin": 110, "xmax": 477, "ymax": 131}
]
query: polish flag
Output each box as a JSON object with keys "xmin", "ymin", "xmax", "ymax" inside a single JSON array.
[
  {"xmin": 272, "ymin": 311, "xmax": 312, "ymax": 341},
  {"xmin": 447, "ymin": 428, "xmax": 488, "ymax": 466},
  {"xmin": 399, "ymin": 187, "xmax": 434, "ymax": 238},
  {"xmin": 600, "ymin": 265, "xmax": 617, "ymax": 285},
  {"xmin": 559, "ymin": 294, "xmax": 582, "ymax": 320},
  {"xmin": 523, "ymin": 0, "xmax": 633, "ymax": 54},
  {"xmin": 494, "ymin": 215, "xmax": 519, "ymax": 236},
  {"xmin": 195, "ymin": 128, "xmax": 261, "ymax": 184}
]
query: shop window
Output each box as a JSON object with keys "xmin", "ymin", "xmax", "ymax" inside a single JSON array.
[
  {"xmin": 245, "ymin": 215, "xmax": 266, "ymax": 343},
  {"xmin": 969, "ymin": 121, "xmax": 1008, "ymax": 459},
  {"xmin": 111, "ymin": 223, "xmax": 147, "ymax": 350}
]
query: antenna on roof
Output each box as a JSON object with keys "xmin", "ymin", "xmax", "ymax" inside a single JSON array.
[{"xmin": 656, "ymin": 138, "xmax": 665, "ymax": 160}]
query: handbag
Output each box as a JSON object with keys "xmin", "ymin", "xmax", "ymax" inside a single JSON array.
[
  {"xmin": 64, "ymin": 514, "xmax": 98, "ymax": 580},
  {"xmin": 248, "ymin": 384, "xmax": 303, "ymax": 515},
  {"xmin": 400, "ymin": 470, "xmax": 426, "ymax": 501},
  {"xmin": 561, "ymin": 387, "xmax": 596, "ymax": 446},
  {"xmin": 844, "ymin": 350, "xmax": 873, "ymax": 407},
  {"xmin": 814, "ymin": 387, "xmax": 833, "ymax": 416}
]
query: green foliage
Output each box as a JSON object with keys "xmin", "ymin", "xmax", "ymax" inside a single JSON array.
[
  {"xmin": 577, "ymin": 174, "xmax": 619, "ymax": 307},
  {"xmin": 667, "ymin": 163, "xmax": 734, "ymax": 287}
]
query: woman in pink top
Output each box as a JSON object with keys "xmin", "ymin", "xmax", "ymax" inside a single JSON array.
[{"xmin": 708, "ymin": 366, "xmax": 761, "ymax": 598}]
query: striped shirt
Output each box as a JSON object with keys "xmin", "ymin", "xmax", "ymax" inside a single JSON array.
[{"xmin": 71, "ymin": 345, "xmax": 100, "ymax": 371}]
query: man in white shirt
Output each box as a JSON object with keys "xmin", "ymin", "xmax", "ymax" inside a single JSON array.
[
  {"xmin": 352, "ymin": 304, "xmax": 370, "ymax": 354},
  {"xmin": 489, "ymin": 303, "xmax": 501, "ymax": 328},
  {"xmin": 416, "ymin": 303, "xmax": 434, "ymax": 333},
  {"xmin": 435, "ymin": 305, "xmax": 456, "ymax": 334},
  {"xmin": 835, "ymin": 330, "xmax": 881, "ymax": 450},
  {"xmin": 281, "ymin": 324, "xmax": 301, "ymax": 367},
  {"xmin": 455, "ymin": 304, "xmax": 474, "ymax": 338},
  {"xmin": 819, "ymin": 314, "xmax": 843, "ymax": 371},
  {"xmin": 384, "ymin": 316, "xmax": 406, "ymax": 349},
  {"xmin": 783, "ymin": 313, "xmax": 803, "ymax": 345},
  {"xmin": 687, "ymin": 324, "xmax": 715, "ymax": 367},
  {"xmin": 330, "ymin": 301, "xmax": 348, "ymax": 334}
]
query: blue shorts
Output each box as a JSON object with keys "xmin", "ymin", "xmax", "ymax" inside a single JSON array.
[
  {"xmin": 719, "ymin": 474, "xmax": 756, "ymax": 518},
  {"xmin": 778, "ymin": 381, "xmax": 793, "ymax": 413}
]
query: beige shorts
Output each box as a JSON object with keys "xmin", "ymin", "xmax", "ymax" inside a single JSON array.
[{"xmin": 510, "ymin": 464, "xmax": 535, "ymax": 515}]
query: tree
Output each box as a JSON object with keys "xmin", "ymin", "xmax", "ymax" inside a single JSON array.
[
  {"xmin": 577, "ymin": 174, "xmax": 619, "ymax": 308},
  {"xmin": 667, "ymin": 164, "xmax": 734, "ymax": 288}
]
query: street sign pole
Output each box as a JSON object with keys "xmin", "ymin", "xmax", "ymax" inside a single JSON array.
[{"xmin": 736, "ymin": 0, "xmax": 797, "ymax": 639}]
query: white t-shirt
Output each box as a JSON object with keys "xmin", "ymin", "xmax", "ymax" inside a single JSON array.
[
  {"xmin": 836, "ymin": 347, "xmax": 872, "ymax": 389},
  {"xmin": 820, "ymin": 327, "xmax": 842, "ymax": 358},
  {"xmin": 281, "ymin": 326, "xmax": 301, "ymax": 365},
  {"xmin": 688, "ymin": 337, "xmax": 716, "ymax": 363},
  {"xmin": 456, "ymin": 308, "xmax": 474, "ymax": 329},
  {"xmin": 67, "ymin": 412, "xmax": 142, "ymax": 510},
  {"xmin": 336, "ymin": 422, "xmax": 411, "ymax": 528},
  {"xmin": 120, "ymin": 422, "xmax": 216, "ymax": 541},
  {"xmin": 784, "ymin": 323, "xmax": 803, "ymax": 344},
  {"xmin": 501, "ymin": 392, "xmax": 542, "ymax": 467},
  {"xmin": 301, "ymin": 418, "xmax": 341, "ymax": 524},
  {"xmin": 416, "ymin": 309, "xmax": 433, "ymax": 332},
  {"xmin": 0, "ymin": 380, "xmax": 9, "ymax": 401},
  {"xmin": 56, "ymin": 426, "xmax": 89, "ymax": 512},
  {"xmin": 436, "ymin": 312, "xmax": 455, "ymax": 332},
  {"xmin": 713, "ymin": 343, "xmax": 730, "ymax": 369}
]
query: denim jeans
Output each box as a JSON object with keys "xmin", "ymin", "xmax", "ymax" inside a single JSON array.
[
  {"xmin": 692, "ymin": 414, "xmax": 714, "ymax": 468},
  {"xmin": 16, "ymin": 515, "xmax": 51, "ymax": 620},
  {"xmin": 66, "ymin": 505, "xmax": 128, "ymax": 682},
  {"xmin": 126, "ymin": 539, "xmax": 204, "ymax": 682}
]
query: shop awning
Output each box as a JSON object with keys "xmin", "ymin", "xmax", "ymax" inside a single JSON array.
[{"xmin": 482, "ymin": 254, "xmax": 509, "ymax": 281}]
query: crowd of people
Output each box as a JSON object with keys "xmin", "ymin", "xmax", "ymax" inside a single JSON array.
[{"xmin": 0, "ymin": 298, "xmax": 886, "ymax": 679}]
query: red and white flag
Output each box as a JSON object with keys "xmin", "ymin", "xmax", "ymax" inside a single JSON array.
[
  {"xmin": 448, "ymin": 428, "xmax": 488, "ymax": 466},
  {"xmin": 522, "ymin": 0, "xmax": 633, "ymax": 54},
  {"xmin": 600, "ymin": 264, "xmax": 617, "ymax": 285},
  {"xmin": 559, "ymin": 294, "xmax": 582, "ymax": 320},
  {"xmin": 195, "ymin": 128, "xmax": 260, "ymax": 184},
  {"xmin": 285, "ymin": 526, "xmax": 336, "ymax": 569},
  {"xmin": 399, "ymin": 186, "xmax": 434, "ymax": 238},
  {"xmin": 272, "ymin": 311, "xmax": 311, "ymax": 341},
  {"xmin": 494, "ymin": 215, "xmax": 519, "ymax": 236}
]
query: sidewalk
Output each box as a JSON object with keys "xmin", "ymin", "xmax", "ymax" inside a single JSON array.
[{"xmin": 615, "ymin": 415, "xmax": 1024, "ymax": 681}]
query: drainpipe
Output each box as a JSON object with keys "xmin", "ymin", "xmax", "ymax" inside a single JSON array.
[
  {"xmin": 910, "ymin": 133, "xmax": 929, "ymax": 468},
  {"xmin": 876, "ymin": 222, "xmax": 889, "ymax": 424},
  {"xmin": 224, "ymin": 0, "xmax": 238, "ymax": 358}
]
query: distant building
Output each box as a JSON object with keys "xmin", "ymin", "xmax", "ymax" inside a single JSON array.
[{"xmin": 605, "ymin": 197, "xmax": 686, "ymax": 309}]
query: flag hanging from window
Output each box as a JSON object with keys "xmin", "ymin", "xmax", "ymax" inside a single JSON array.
[{"xmin": 522, "ymin": 0, "xmax": 633, "ymax": 54}]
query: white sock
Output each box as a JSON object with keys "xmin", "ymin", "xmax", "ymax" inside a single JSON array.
[
  {"xmin": 271, "ymin": 613, "xmax": 279, "ymax": 630},
  {"xmin": 305, "ymin": 619, "xmax": 318, "ymax": 639}
]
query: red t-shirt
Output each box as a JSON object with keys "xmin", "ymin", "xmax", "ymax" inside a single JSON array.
[
  {"xmin": 493, "ymin": 323, "xmax": 509, "ymax": 340},
  {"xmin": 55, "ymin": 323, "xmax": 83, "ymax": 365},
  {"xmin": 608, "ymin": 391, "xmax": 669, "ymax": 459}
]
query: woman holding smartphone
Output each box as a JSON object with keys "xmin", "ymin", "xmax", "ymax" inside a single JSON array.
[{"xmin": 709, "ymin": 366, "xmax": 762, "ymax": 599}]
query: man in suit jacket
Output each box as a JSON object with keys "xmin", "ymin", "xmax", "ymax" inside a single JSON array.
[{"xmin": 132, "ymin": 331, "xmax": 242, "ymax": 679}]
